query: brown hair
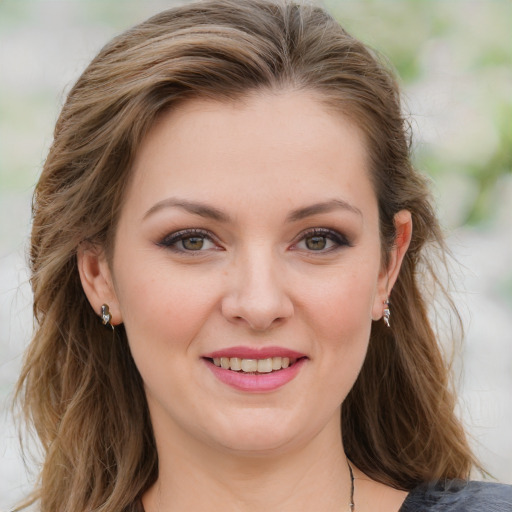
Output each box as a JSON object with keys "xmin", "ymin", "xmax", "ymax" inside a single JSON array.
[{"xmin": 15, "ymin": 0, "xmax": 479, "ymax": 510}]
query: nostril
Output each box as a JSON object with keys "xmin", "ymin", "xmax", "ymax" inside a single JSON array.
[{"xmin": 220, "ymin": 283, "xmax": 294, "ymax": 331}]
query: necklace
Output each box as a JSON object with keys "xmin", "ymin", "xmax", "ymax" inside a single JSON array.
[{"xmin": 347, "ymin": 458, "xmax": 355, "ymax": 511}]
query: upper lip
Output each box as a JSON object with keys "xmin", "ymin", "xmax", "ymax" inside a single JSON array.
[{"xmin": 202, "ymin": 346, "xmax": 307, "ymax": 360}]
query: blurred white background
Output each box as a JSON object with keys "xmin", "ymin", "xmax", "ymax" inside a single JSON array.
[{"xmin": 1, "ymin": 0, "xmax": 511, "ymax": 509}]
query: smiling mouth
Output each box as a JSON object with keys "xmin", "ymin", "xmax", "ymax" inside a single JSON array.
[{"xmin": 208, "ymin": 356, "xmax": 302, "ymax": 374}]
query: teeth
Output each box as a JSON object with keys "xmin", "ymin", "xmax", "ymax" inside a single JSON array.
[
  {"xmin": 212, "ymin": 356, "xmax": 296, "ymax": 372},
  {"xmin": 241, "ymin": 359, "xmax": 258, "ymax": 372},
  {"xmin": 257, "ymin": 358, "xmax": 273, "ymax": 373},
  {"xmin": 230, "ymin": 357, "xmax": 242, "ymax": 371}
]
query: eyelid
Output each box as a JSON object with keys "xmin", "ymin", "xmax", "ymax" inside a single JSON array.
[
  {"xmin": 156, "ymin": 227, "xmax": 351, "ymax": 253},
  {"xmin": 157, "ymin": 228, "xmax": 222, "ymax": 252},
  {"xmin": 291, "ymin": 227, "xmax": 352, "ymax": 251}
]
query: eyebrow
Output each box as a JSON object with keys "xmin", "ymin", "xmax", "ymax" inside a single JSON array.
[
  {"xmin": 143, "ymin": 197, "xmax": 362, "ymax": 223},
  {"xmin": 286, "ymin": 199, "xmax": 363, "ymax": 222},
  {"xmin": 143, "ymin": 198, "xmax": 230, "ymax": 222}
]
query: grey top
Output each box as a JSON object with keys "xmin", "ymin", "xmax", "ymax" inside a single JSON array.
[
  {"xmin": 130, "ymin": 480, "xmax": 512, "ymax": 511},
  {"xmin": 398, "ymin": 480, "xmax": 512, "ymax": 511}
]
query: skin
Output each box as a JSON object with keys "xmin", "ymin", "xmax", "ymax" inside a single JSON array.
[{"xmin": 79, "ymin": 90, "xmax": 411, "ymax": 511}]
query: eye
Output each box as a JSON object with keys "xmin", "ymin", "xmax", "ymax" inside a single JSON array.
[
  {"xmin": 294, "ymin": 228, "xmax": 351, "ymax": 252},
  {"xmin": 158, "ymin": 229, "xmax": 219, "ymax": 252}
]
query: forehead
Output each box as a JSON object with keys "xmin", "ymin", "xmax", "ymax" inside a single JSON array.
[{"xmin": 126, "ymin": 90, "xmax": 377, "ymax": 221}]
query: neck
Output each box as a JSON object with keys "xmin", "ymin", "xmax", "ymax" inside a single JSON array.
[{"xmin": 143, "ymin": 418, "xmax": 353, "ymax": 512}]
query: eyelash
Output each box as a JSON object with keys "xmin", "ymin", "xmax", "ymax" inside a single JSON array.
[
  {"xmin": 292, "ymin": 228, "xmax": 352, "ymax": 253},
  {"xmin": 157, "ymin": 228, "xmax": 220, "ymax": 254},
  {"xmin": 157, "ymin": 227, "xmax": 351, "ymax": 254}
]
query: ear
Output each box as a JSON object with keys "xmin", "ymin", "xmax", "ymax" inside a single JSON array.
[
  {"xmin": 372, "ymin": 210, "xmax": 412, "ymax": 321},
  {"xmin": 77, "ymin": 244, "xmax": 122, "ymax": 325}
]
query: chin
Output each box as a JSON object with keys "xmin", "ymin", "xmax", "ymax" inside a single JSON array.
[
  {"xmin": 217, "ymin": 434, "xmax": 299, "ymax": 458},
  {"xmin": 207, "ymin": 410, "xmax": 323, "ymax": 457}
]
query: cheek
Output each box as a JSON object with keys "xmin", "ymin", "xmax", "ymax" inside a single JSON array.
[
  {"xmin": 320, "ymin": 286, "xmax": 374, "ymax": 362},
  {"xmin": 300, "ymin": 263, "xmax": 378, "ymax": 329},
  {"xmin": 113, "ymin": 260, "xmax": 221, "ymax": 356},
  {"xmin": 296, "ymin": 260, "xmax": 379, "ymax": 373}
]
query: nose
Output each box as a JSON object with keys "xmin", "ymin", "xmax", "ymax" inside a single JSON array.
[{"xmin": 221, "ymin": 248, "xmax": 294, "ymax": 331}]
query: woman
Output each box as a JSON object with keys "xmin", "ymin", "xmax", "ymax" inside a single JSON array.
[{"xmin": 14, "ymin": 0, "xmax": 511, "ymax": 511}]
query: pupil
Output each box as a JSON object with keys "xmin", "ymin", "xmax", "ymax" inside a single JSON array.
[
  {"xmin": 306, "ymin": 236, "xmax": 326, "ymax": 250},
  {"xmin": 183, "ymin": 237, "xmax": 204, "ymax": 250}
]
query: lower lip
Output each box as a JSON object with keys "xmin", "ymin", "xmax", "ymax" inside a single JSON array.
[{"xmin": 204, "ymin": 358, "xmax": 306, "ymax": 392}]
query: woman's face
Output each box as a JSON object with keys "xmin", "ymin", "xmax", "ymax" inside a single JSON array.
[{"xmin": 93, "ymin": 91, "xmax": 405, "ymax": 455}]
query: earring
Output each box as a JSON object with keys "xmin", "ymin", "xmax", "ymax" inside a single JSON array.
[
  {"xmin": 383, "ymin": 299, "xmax": 391, "ymax": 328},
  {"xmin": 101, "ymin": 304, "xmax": 114, "ymax": 330}
]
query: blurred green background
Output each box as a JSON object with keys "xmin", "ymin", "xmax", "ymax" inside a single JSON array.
[
  {"xmin": 326, "ymin": 0, "xmax": 512, "ymax": 228},
  {"xmin": 1, "ymin": 0, "xmax": 511, "ymax": 507}
]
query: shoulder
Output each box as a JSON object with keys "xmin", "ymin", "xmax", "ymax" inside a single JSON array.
[{"xmin": 400, "ymin": 479, "xmax": 512, "ymax": 512}]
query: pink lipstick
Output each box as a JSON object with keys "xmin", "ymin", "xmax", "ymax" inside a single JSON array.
[
  {"xmin": 203, "ymin": 346, "xmax": 306, "ymax": 360},
  {"xmin": 202, "ymin": 346, "xmax": 307, "ymax": 392}
]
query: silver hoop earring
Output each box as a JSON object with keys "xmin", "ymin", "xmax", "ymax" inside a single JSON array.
[
  {"xmin": 383, "ymin": 299, "xmax": 391, "ymax": 328},
  {"xmin": 101, "ymin": 304, "xmax": 114, "ymax": 330}
]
